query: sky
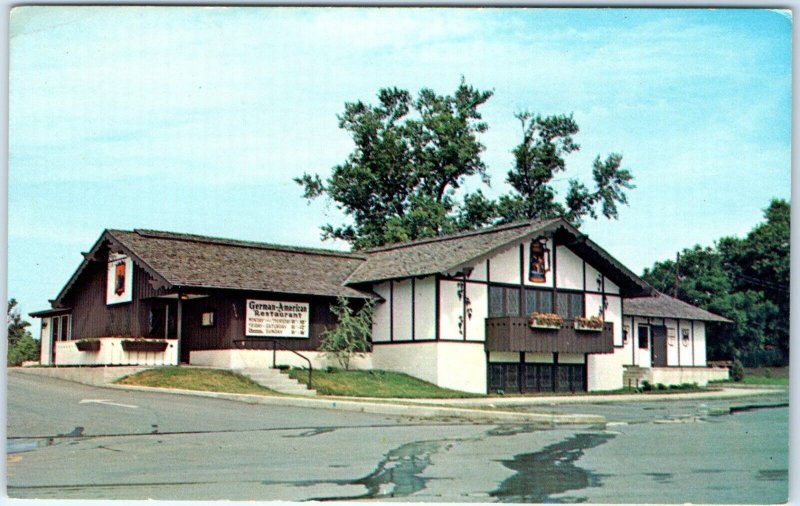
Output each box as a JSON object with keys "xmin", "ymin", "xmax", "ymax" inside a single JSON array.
[{"xmin": 8, "ymin": 7, "xmax": 792, "ymax": 322}]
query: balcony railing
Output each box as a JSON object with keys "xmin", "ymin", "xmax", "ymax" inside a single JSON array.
[{"xmin": 485, "ymin": 317, "xmax": 614, "ymax": 354}]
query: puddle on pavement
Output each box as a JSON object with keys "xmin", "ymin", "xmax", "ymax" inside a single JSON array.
[
  {"xmin": 7, "ymin": 438, "xmax": 55, "ymax": 454},
  {"xmin": 729, "ymin": 403, "xmax": 789, "ymax": 414},
  {"xmin": 486, "ymin": 424, "xmax": 546, "ymax": 437},
  {"xmin": 756, "ymin": 469, "xmax": 788, "ymax": 482},
  {"xmin": 259, "ymin": 439, "xmax": 450, "ymax": 500},
  {"xmin": 490, "ymin": 432, "xmax": 614, "ymax": 503},
  {"xmin": 283, "ymin": 428, "xmax": 336, "ymax": 438}
]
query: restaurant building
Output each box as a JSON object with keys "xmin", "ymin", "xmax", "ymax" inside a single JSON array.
[{"xmin": 31, "ymin": 219, "xmax": 730, "ymax": 393}]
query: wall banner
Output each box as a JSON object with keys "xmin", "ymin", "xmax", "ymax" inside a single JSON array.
[
  {"xmin": 528, "ymin": 237, "xmax": 551, "ymax": 283},
  {"xmin": 246, "ymin": 299, "xmax": 310, "ymax": 338},
  {"xmin": 106, "ymin": 253, "xmax": 134, "ymax": 305}
]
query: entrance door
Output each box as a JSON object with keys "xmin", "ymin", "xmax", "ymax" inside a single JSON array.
[{"xmin": 651, "ymin": 326, "xmax": 668, "ymax": 367}]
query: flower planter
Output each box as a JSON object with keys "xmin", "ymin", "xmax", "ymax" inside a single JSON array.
[
  {"xmin": 574, "ymin": 319, "xmax": 604, "ymax": 332},
  {"xmin": 529, "ymin": 321, "xmax": 562, "ymax": 330},
  {"xmin": 121, "ymin": 340, "xmax": 169, "ymax": 352},
  {"xmin": 75, "ymin": 340, "xmax": 101, "ymax": 352}
]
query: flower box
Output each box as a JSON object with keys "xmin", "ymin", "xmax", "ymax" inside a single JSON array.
[
  {"xmin": 121, "ymin": 340, "xmax": 169, "ymax": 352},
  {"xmin": 75, "ymin": 339, "xmax": 101, "ymax": 352},
  {"xmin": 528, "ymin": 312, "xmax": 563, "ymax": 330},
  {"xmin": 574, "ymin": 316, "xmax": 604, "ymax": 332}
]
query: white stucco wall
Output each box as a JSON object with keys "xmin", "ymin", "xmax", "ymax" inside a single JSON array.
[
  {"xmin": 693, "ymin": 321, "xmax": 707, "ymax": 366},
  {"xmin": 391, "ymin": 279, "xmax": 413, "ymax": 341},
  {"xmin": 489, "ymin": 351, "xmax": 519, "ymax": 362},
  {"xmin": 585, "ymin": 293, "xmax": 604, "ymax": 319},
  {"xmin": 468, "ymin": 259, "xmax": 488, "ymax": 282},
  {"xmin": 665, "ymin": 319, "xmax": 679, "ymax": 366},
  {"xmin": 438, "ymin": 279, "xmax": 463, "ymax": 340},
  {"xmin": 587, "ymin": 349, "xmax": 625, "ymax": 391},
  {"xmin": 39, "ymin": 317, "xmax": 53, "ymax": 365},
  {"xmin": 584, "ymin": 262, "xmax": 603, "ymax": 293},
  {"xmin": 524, "ymin": 352, "xmax": 554, "ymax": 363},
  {"xmin": 678, "ymin": 320, "xmax": 693, "ymax": 366},
  {"xmin": 436, "ymin": 342, "xmax": 487, "ymax": 393},
  {"xmin": 54, "ymin": 337, "xmax": 179, "ymax": 366},
  {"xmin": 372, "ymin": 342, "xmax": 440, "ymax": 385},
  {"xmin": 414, "ymin": 276, "xmax": 436, "ymax": 340},
  {"xmin": 605, "ymin": 296, "xmax": 623, "ymax": 346},
  {"xmin": 490, "ymin": 245, "xmax": 520, "ymax": 284},
  {"xmin": 190, "ymin": 349, "xmax": 373, "ymax": 370},
  {"xmin": 555, "ymin": 246, "xmax": 583, "ymax": 290},
  {"xmin": 649, "ymin": 366, "xmax": 728, "ymax": 386},
  {"xmin": 372, "ymin": 282, "xmax": 391, "ymax": 342},
  {"xmin": 465, "ymin": 282, "xmax": 487, "ymax": 341},
  {"xmin": 604, "ymin": 277, "xmax": 620, "ymax": 295}
]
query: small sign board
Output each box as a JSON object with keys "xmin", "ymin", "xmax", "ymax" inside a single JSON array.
[{"xmin": 245, "ymin": 299, "xmax": 309, "ymax": 338}]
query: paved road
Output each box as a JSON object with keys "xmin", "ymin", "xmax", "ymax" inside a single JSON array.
[{"xmin": 6, "ymin": 372, "xmax": 789, "ymax": 503}]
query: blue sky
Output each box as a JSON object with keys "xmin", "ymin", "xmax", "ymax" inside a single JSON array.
[{"xmin": 9, "ymin": 7, "xmax": 792, "ymax": 320}]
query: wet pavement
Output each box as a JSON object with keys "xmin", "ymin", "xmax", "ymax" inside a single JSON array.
[{"xmin": 6, "ymin": 372, "xmax": 789, "ymax": 503}]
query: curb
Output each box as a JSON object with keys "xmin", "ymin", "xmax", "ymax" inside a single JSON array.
[{"xmin": 103, "ymin": 384, "xmax": 605, "ymax": 425}]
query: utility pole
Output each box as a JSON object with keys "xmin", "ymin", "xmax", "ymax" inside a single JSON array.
[{"xmin": 673, "ymin": 252, "xmax": 680, "ymax": 298}]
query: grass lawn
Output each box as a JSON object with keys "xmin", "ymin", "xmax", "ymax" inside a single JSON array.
[
  {"xmin": 116, "ymin": 367, "xmax": 278, "ymax": 395},
  {"xmin": 288, "ymin": 368, "xmax": 481, "ymax": 398},
  {"xmin": 739, "ymin": 367, "xmax": 789, "ymax": 385}
]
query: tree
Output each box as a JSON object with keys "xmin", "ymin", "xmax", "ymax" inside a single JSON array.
[
  {"xmin": 496, "ymin": 112, "xmax": 634, "ymax": 226},
  {"xmin": 296, "ymin": 79, "xmax": 494, "ymax": 249},
  {"xmin": 641, "ymin": 199, "xmax": 789, "ymax": 363},
  {"xmin": 7, "ymin": 299, "xmax": 39, "ymax": 366},
  {"xmin": 320, "ymin": 298, "xmax": 374, "ymax": 370}
]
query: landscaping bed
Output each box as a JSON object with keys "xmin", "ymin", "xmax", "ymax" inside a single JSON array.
[{"xmin": 116, "ymin": 367, "xmax": 278, "ymax": 395}]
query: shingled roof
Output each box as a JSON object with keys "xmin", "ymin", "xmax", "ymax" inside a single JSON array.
[
  {"xmin": 624, "ymin": 292, "xmax": 731, "ymax": 322},
  {"xmin": 346, "ymin": 218, "xmax": 563, "ymax": 284},
  {"xmin": 55, "ymin": 229, "xmax": 373, "ymax": 302}
]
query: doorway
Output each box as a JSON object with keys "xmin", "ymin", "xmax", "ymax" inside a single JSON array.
[{"xmin": 651, "ymin": 325, "xmax": 668, "ymax": 367}]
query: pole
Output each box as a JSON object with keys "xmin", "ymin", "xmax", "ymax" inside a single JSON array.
[
  {"xmin": 674, "ymin": 252, "xmax": 680, "ymax": 298},
  {"xmin": 176, "ymin": 293, "xmax": 183, "ymax": 364}
]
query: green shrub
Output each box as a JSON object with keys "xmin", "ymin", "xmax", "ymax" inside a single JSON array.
[
  {"xmin": 731, "ymin": 360, "xmax": 745, "ymax": 382},
  {"xmin": 641, "ymin": 380, "xmax": 653, "ymax": 391},
  {"xmin": 656, "ymin": 383, "xmax": 667, "ymax": 390}
]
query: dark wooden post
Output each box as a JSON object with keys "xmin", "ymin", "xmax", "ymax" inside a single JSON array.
[{"xmin": 176, "ymin": 292, "xmax": 183, "ymax": 364}]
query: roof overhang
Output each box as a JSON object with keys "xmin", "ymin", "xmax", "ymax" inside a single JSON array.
[{"xmin": 29, "ymin": 307, "xmax": 72, "ymax": 318}]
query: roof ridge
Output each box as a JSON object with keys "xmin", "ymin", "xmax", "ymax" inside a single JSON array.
[
  {"xmin": 364, "ymin": 218, "xmax": 558, "ymax": 253},
  {"xmin": 129, "ymin": 229, "xmax": 367, "ymax": 259}
]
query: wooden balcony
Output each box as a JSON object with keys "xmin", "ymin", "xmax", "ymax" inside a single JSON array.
[{"xmin": 485, "ymin": 317, "xmax": 614, "ymax": 354}]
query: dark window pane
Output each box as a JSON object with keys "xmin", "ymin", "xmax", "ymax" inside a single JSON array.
[
  {"xmin": 570, "ymin": 294, "xmax": 584, "ymax": 319},
  {"xmin": 505, "ymin": 364, "xmax": 519, "ymax": 390},
  {"xmin": 557, "ymin": 366, "xmax": 571, "ymax": 391},
  {"xmin": 556, "ymin": 293, "xmax": 570, "ymax": 318},
  {"xmin": 538, "ymin": 291, "xmax": 553, "ymax": 314},
  {"xmin": 638, "ymin": 325, "xmax": 649, "ymax": 349},
  {"xmin": 52, "ymin": 317, "xmax": 60, "ymax": 342},
  {"xmin": 505, "ymin": 288, "xmax": 520, "ymax": 316},
  {"xmin": 524, "ymin": 289, "xmax": 537, "ymax": 315},
  {"xmin": 61, "ymin": 315, "xmax": 70, "ymax": 340},
  {"xmin": 489, "ymin": 286, "xmax": 504, "ymax": 317},
  {"xmin": 489, "ymin": 364, "xmax": 505, "ymax": 390}
]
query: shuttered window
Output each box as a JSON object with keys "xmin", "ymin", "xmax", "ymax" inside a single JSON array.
[
  {"xmin": 524, "ymin": 289, "xmax": 553, "ymax": 315},
  {"xmin": 489, "ymin": 285, "xmax": 521, "ymax": 317},
  {"xmin": 556, "ymin": 292, "xmax": 584, "ymax": 319}
]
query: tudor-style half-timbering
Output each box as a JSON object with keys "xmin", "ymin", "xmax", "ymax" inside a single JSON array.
[{"xmin": 31, "ymin": 219, "xmax": 730, "ymax": 394}]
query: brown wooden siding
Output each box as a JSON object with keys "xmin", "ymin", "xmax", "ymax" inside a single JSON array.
[
  {"xmin": 64, "ymin": 255, "xmax": 160, "ymax": 339},
  {"xmin": 182, "ymin": 291, "xmax": 354, "ymax": 352},
  {"xmin": 485, "ymin": 317, "xmax": 614, "ymax": 354}
]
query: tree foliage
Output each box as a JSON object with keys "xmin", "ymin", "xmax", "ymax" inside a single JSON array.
[
  {"xmin": 497, "ymin": 112, "xmax": 634, "ymax": 226},
  {"xmin": 320, "ymin": 297, "xmax": 375, "ymax": 370},
  {"xmin": 7, "ymin": 299, "xmax": 39, "ymax": 366},
  {"xmin": 296, "ymin": 79, "xmax": 493, "ymax": 249},
  {"xmin": 297, "ymin": 81, "xmax": 634, "ymax": 249},
  {"xmin": 641, "ymin": 199, "xmax": 789, "ymax": 363}
]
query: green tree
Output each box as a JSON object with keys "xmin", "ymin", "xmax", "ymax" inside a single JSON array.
[
  {"xmin": 496, "ymin": 112, "xmax": 634, "ymax": 226},
  {"xmin": 7, "ymin": 299, "xmax": 39, "ymax": 366},
  {"xmin": 641, "ymin": 200, "xmax": 789, "ymax": 362},
  {"xmin": 296, "ymin": 79, "xmax": 494, "ymax": 249},
  {"xmin": 320, "ymin": 298, "xmax": 375, "ymax": 370}
]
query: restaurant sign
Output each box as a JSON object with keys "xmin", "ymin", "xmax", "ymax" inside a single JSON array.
[{"xmin": 245, "ymin": 299, "xmax": 309, "ymax": 338}]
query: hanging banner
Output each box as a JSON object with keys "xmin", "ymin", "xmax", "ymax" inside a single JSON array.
[
  {"xmin": 246, "ymin": 299, "xmax": 310, "ymax": 338},
  {"xmin": 106, "ymin": 253, "xmax": 133, "ymax": 305},
  {"xmin": 528, "ymin": 237, "xmax": 551, "ymax": 283}
]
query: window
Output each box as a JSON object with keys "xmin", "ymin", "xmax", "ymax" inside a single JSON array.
[
  {"xmin": 638, "ymin": 324, "xmax": 649, "ymax": 349},
  {"xmin": 51, "ymin": 316, "xmax": 60, "ymax": 342},
  {"xmin": 201, "ymin": 311, "xmax": 215, "ymax": 327},
  {"xmin": 556, "ymin": 292, "xmax": 584, "ymax": 320},
  {"xmin": 61, "ymin": 315, "xmax": 71, "ymax": 340},
  {"xmin": 489, "ymin": 285, "xmax": 521, "ymax": 317},
  {"xmin": 524, "ymin": 288, "xmax": 553, "ymax": 315}
]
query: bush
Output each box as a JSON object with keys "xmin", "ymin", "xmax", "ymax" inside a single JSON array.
[
  {"xmin": 641, "ymin": 380, "xmax": 653, "ymax": 391},
  {"xmin": 656, "ymin": 383, "xmax": 667, "ymax": 391},
  {"xmin": 731, "ymin": 360, "xmax": 745, "ymax": 382}
]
